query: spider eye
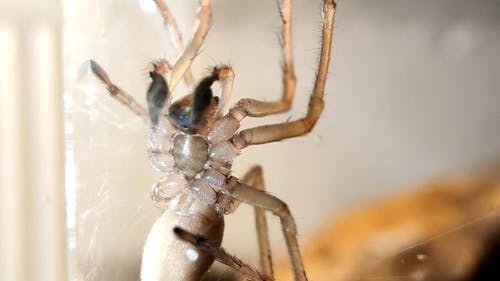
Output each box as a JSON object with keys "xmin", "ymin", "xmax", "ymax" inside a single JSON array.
[{"xmin": 146, "ymin": 71, "xmax": 169, "ymax": 125}]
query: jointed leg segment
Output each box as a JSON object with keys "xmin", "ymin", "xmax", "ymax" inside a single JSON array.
[
  {"xmin": 168, "ymin": 0, "xmax": 212, "ymax": 93},
  {"xmin": 243, "ymin": 166, "xmax": 274, "ymax": 278},
  {"xmin": 231, "ymin": 0, "xmax": 336, "ymax": 149},
  {"xmin": 211, "ymin": 66, "xmax": 235, "ymax": 120},
  {"xmin": 89, "ymin": 60, "xmax": 147, "ymax": 118},
  {"xmin": 153, "ymin": 0, "xmax": 195, "ymax": 87},
  {"xmin": 235, "ymin": 0, "xmax": 296, "ymax": 117},
  {"xmin": 225, "ymin": 176, "xmax": 307, "ymax": 281}
]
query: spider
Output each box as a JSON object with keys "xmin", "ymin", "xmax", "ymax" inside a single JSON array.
[{"xmin": 89, "ymin": 0, "xmax": 335, "ymax": 280}]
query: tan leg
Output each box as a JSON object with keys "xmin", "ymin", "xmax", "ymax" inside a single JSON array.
[
  {"xmin": 234, "ymin": 0, "xmax": 296, "ymax": 117},
  {"xmin": 168, "ymin": 0, "xmax": 212, "ymax": 93},
  {"xmin": 211, "ymin": 65, "xmax": 235, "ymax": 120},
  {"xmin": 153, "ymin": 0, "xmax": 195, "ymax": 87},
  {"xmin": 231, "ymin": 0, "xmax": 336, "ymax": 149},
  {"xmin": 225, "ymin": 176, "xmax": 307, "ymax": 281},
  {"xmin": 89, "ymin": 60, "xmax": 147, "ymax": 117},
  {"xmin": 173, "ymin": 227, "xmax": 272, "ymax": 281},
  {"xmin": 242, "ymin": 166, "xmax": 273, "ymax": 278}
]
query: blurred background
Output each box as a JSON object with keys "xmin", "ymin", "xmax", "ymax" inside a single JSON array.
[
  {"xmin": 0, "ymin": 0, "xmax": 65, "ymax": 281},
  {"xmin": 1, "ymin": 0, "xmax": 499, "ymax": 280}
]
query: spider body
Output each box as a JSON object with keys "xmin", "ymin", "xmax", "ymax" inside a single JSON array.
[
  {"xmin": 89, "ymin": 0, "xmax": 336, "ymax": 280},
  {"xmin": 139, "ymin": 66, "xmax": 247, "ymax": 280}
]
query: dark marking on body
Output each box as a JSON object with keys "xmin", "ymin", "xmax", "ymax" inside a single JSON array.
[{"xmin": 147, "ymin": 71, "xmax": 169, "ymax": 125}]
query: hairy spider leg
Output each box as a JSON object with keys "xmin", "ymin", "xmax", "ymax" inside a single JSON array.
[
  {"xmin": 168, "ymin": 0, "xmax": 211, "ymax": 93},
  {"xmin": 223, "ymin": 176, "xmax": 308, "ymax": 281},
  {"xmin": 235, "ymin": 0, "xmax": 297, "ymax": 117},
  {"xmin": 231, "ymin": 0, "xmax": 335, "ymax": 149},
  {"xmin": 153, "ymin": 0, "xmax": 196, "ymax": 87},
  {"xmin": 89, "ymin": 60, "xmax": 147, "ymax": 118}
]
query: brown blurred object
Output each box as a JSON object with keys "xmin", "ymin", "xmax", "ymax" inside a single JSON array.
[{"xmin": 274, "ymin": 166, "xmax": 500, "ymax": 281}]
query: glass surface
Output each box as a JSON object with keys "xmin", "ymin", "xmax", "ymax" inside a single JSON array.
[{"xmin": 63, "ymin": 0, "xmax": 500, "ymax": 280}]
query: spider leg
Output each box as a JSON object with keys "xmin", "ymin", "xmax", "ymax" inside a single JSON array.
[
  {"xmin": 153, "ymin": 0, "xmax": 195, "ymax": 87},
  {"xmin": 243, "ymin": 166, "xmax": 273, "ymax": 278},
  {"xmin": 200, "ymin": 65, "xmax": 235, "ymax": 120},
  {"xmin": 89, "ymin": 60, "xmax": 147, "ymax": 118},
  {"xmin": 224, "ymin": 176, "xmax": 308, "ymax": 281},
  {"xmin": 234, "ymin": 0, "xmax": 296, "ymax": 117},
  {"xmin": 168, "ymin": 0, "xmax": 212, "ymax": 93},
  {"xmin": 231, "ymin": 0, "xmax": 336, "ymax": 149},
  {"xmin": 173, "ymin": 227, "xmax": 272, "ymax": 281}
]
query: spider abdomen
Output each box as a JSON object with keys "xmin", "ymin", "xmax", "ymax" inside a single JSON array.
[{"xmin": 141, "ymin": 190, "xmax": 224, "ymax": 281}]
